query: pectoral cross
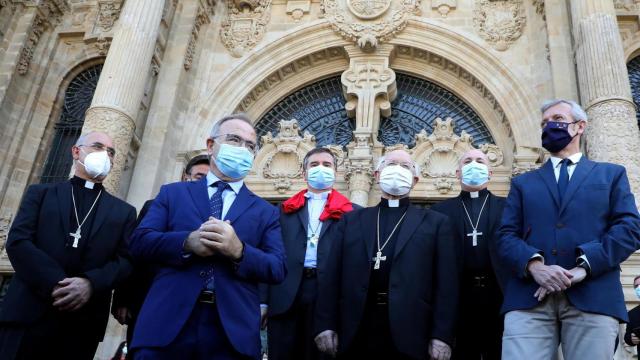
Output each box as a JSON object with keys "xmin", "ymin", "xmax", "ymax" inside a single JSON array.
[
  {"xmin": 467, "ymin": 229, "xmax": 482, "ymax": 247},
  {"xmin": 69, "ymin": 229, "xmax": 81, "ymax": 248},
  {"xmin": 373, "ymin": 250, "xmax": 386, "ymax": 270},
  {"xmin": 309, "ymin": 234, "xmax": 319, "ymax": 248}
]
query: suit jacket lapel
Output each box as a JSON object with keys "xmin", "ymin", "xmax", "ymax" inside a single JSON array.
[
  {"xmin": 559, "ymin": 159, "xmax": 596, "ymax": 215},
  {"xmin": 393, "ymin": 205, "xmax": 423, "ymax": 259},
  {"xmin": 56, "ymin": 182, "xmax": 71, "ymax": 241},
  {"xmin": 224, "ymin": 185, "xmax": 257, "ymax": 224},
  {"xmin": 88, "ymin": 190, "xmax": 115, "ymax": 240},
  {"xmin": 297, "ymin": 201, "xmax": 309, "ymax": 238},
  {"xmin": 537, "ymin": 160, "xmax": 561, "ymax": 209},
  {"xmin": 187, "ymin": 177, "xmax": 211, "ymax": 222}
]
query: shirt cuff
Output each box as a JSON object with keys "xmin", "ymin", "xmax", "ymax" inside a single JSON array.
[
  {"xmin": 525, "ymin": 254, "xmax": 545, "ymax": 276},
  {"xmin": 260, "ymin": 304, "xmax": 268, "ymax": 309},
  {"xmin": 577, "ymin": 254, "xmax": 591, "ymax": 274}
]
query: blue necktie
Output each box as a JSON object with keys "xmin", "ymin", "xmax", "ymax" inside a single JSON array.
[
  {"xmin": 204, "ymin": 181, "xmax": 229, "ymax": 291},
  {"xmin": 557, "ymin": 159, "xmax": 571, "ymax": 203}
]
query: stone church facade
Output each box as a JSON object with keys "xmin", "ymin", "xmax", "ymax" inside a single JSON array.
[{"xmin": 1, "ymin": 0, "xmax": 640, "ymax": 358}]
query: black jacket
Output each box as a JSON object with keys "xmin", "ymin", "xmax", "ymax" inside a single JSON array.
[
  {"xmin": 0, "ymin": 181, "xmax": 135, "ymax": 339},
  {"xmin": 624, "ymin": 305, "xmax": 640, "ymax": 354},
  {"xmin": 314, "ymin": 205, "xmax": 459, "ymax": 359}
]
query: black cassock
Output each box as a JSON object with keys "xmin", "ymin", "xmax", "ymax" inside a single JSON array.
[
  {"xmin": 315, "ymin": 198, "xmax": 458, "ymax": 360},
  {"xmin": 0, "ymin": 176, "xmax": 135, "ymax": 360},
  {"xmin": 431, "ymin": 189, "xmax": 506, "ymax": 360}
]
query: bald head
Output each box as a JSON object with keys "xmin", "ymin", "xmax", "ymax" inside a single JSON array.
[
  {"xmin": 376, "ymin": 149, "xmax": 419, "ymax": 175},
  {"xmin": 457, "ymin": 149, "xmax": 491, "ymax": 191}
]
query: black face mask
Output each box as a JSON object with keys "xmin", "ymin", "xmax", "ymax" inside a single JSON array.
[{"xmin": 541, "ymin": 121, "xmax": 578, "ymax": 153}]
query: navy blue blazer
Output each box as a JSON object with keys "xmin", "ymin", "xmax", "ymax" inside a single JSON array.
[
  {"xmin": 497, "ymin": 158, "xmax": 640, "ymax": 321},
  {"xmin": 129, "ymin": 177, "xmax": 286, "ymax": 358}
]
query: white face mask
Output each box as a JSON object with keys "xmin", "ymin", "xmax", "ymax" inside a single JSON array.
[
  {"xmin": 378, "ymin": 165, "xmax": 414, "ymax": 196},
  {"xmin": 79, "ymin": 149, "xmax": 111, "ymax": 179}
]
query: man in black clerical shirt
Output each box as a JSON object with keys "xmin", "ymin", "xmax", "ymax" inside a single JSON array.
[
  {"xmin": 315, "ymin": 149, "xmax": 458, "ymax": 360},
  {"xmin": 0, "ymin": 131, "xmax": 136, "ymax": 360},
  {"xmin": 431, "ymin": 149, "xmax": 507, "ymax": 360}
]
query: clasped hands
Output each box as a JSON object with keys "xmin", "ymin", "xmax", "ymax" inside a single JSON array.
[
  {"xmin": 51, "ymin": 277, "xmax": 92, "ymax": 312},
  {"xmin": 527, "ymin": 260, "xmax": 587, "ymax": 301},
  {"xmin": 184, "ymin": 217, "xmax": 243, "ymax": 260}
]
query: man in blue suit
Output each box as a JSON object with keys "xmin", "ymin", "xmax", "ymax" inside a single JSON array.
[
  {"xmin": 129, "ymin": 113, "xmax": 287, "ymax": 360},
  {"xmin": 498, "ymin": 99, "xmax": 640, "ymax": 360}
]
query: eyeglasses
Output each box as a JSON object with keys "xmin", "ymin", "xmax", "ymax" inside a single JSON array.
[
  {"xmin": 382, "ymin": 161, "xmax": 415, "ymax": 171},
  {"xmin": 78, "ymin": 142, "xmax": 116, "ymax": 157},
  {"xmin": 212, "ymin": 133, "xmax": 258, "ymax": 153}
]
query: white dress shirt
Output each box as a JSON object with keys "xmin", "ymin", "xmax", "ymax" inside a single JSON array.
[
  {"xmin": 304, "ymin": 190, "xmax": 330, "ymax": 268},
  {"xmin": 549, "ymin": 152, "xmax": 583, "ymax": 182},
  {"xmin": 206, "ymin": 171, "xmax": 244, "ymax": 220}
]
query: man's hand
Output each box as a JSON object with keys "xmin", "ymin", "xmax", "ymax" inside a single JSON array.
[
  {"xmin": 51, "ymin": 277, "xmax": 92, "ymax": 311},
  {"xmin": 260, "ymin": 306, "xmax": 268, "ymax": 330},
  {"xmin": 533, "ymin": 266, "xmax": 587, "ymax": 301},
  {"xmin": 184, "ymin": 229, "xmax": 215, "ymax": 257},
  {"xmin": 112, "ymin": 307, "xmax": 131, "ymax": 325},
  {"xmin": 315, "ymin": 330, "xmax": 338, "ymax": 357},
  {"xmin": 200, "ymin": 218, "xmax": 244, "ymax": 260},
  {"xmin": 527, "ymin": 260, "xmax": 573, "ymax": 292},
  {"xmin": 429, "ymin": 339, "xmax": 451, "ymax": 360},
  {"xmin": 631, "ymin": 334, "xmax": 640, "ymax": 345}
]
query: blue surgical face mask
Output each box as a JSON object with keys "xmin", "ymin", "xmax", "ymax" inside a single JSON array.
[
  {"xmin": 214, "ymin": 143, "xmax": 254, "ymax": 179},
  {"xmin": 635, "ymin": 286, "xmax": 640, "ymax": 299},
  {"xmin": 461, "ymin": 161, "xmax": 489, "ymax": 187},
  {"xmin": 307, "ymin": 165, "xmax": 335, "ymax": 190}
]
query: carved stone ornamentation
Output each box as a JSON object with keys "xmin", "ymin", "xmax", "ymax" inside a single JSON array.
[
  {"xmin": 94, "ymin": 35, "xmax": 112, "ymax": 55},
  {"xmin": 0, "ymin": 212, "xmax": 12, "ymax": 256},
  {"xmin": 343, "ymin": 158, "xmax": 373, "ymax": 206},
  {"xmin": 533, "ymin": 0, "xmax": 545, "ymax": 16},
  {"xmin": 95, "ymin": 0, "xmax": 122, "ymax": 33},
  {"xmin": 614, "ymin": 0, "xmax": 639, "ymax": 11},
  {"xmin": 432, "ymin": 0, "xmax": 456, "ymax": 17},
  {"xmin": 473, "ymin": 0, "xmax": 526, "ymax": 51},
  {"xmin": 184, "ymin": 1, "xmax": 215, "ymax": 70},
  {"xmin": 321, "ymin": 0, "xmax": 420, "ymax": 51},
  {"xmin": 257, "ymin": 119, "xmax": 316, "ymax": 194},
  {"xmin": 220, "ymin": 0, "xmax": 272, "ymax": 58},
  {"xmin": 286, "ymin": 0, "xmax": 310, "ymax": 21},
  {"xmin": 411, "ymin": 117, "xmax": 504, "ymax": 194}
]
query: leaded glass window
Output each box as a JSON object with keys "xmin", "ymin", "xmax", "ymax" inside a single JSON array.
[
  {"xmin": 378, "ymin": 73, "xmax": 492, "ymax": 147},
  {"xmin": 40, "ymin": 64, "xmax": 102, "ymax": 184},
  {"xmin": 627, "ymin": 55, "xmax": 640, "ymax": 129},
  {"xmin": 255, "ymin": 76, "xmax": 354, "ymax": 147}
]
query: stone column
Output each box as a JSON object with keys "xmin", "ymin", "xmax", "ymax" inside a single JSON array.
[
  {"xmin": 82, "ymin": 0, "xmax": 166, "ymax": 194},
  {"xmin": 570, "ymin": 0, "xmax": 640, "ymax": 198},
  {"xmin": 341, "ymin": 44, "xmax": 396, "ymax": 206}
]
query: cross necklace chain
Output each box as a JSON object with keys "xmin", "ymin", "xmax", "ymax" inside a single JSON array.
[
  {"xmin": 373, "ymin": 207, "xmax": 408, "ymax": 270},
  {"xmin": 460, "ymin": 194, "xmax": 489, "ymax": 247},
  {"xmin": 308, "ymin": 206, "xmax": 323, "ymax": 248},
  {"xmin": 70, "ymin": 186, "xmax": 102, "ymax": 248}
]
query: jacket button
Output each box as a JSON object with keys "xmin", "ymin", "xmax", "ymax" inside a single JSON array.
[
  {"xmin": 551, "ymin": 249, "xmax": 558, "ymax": 256},
  {"xmin": 199, "ymin": 271, "xmax": 206, "ymax": 277},
  {"xmin": 556, "ymin": 223, "xmax": 564, "ymax": 228}
]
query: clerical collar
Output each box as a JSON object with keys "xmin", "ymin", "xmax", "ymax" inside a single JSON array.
[
  {"xmin": 70, "ymin": 176, "xmax": 103, "ymax": 191},
  {"xmin": 305, "ymin": 190, "xmax": 331, "ymax": 200},
  {"xmin": 380, "ymin": 197, "xmax": 411, "ymax": 208},
  {"xmin": 461, "ymin": 188, "xmax": 489, "ymax": 199}
]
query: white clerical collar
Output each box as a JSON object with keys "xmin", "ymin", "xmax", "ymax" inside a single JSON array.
[
  {"xmin": 206, "ymin": 171, "xmax": 244, "ymax": 194},
  {"xmin": 85, "ymin": 180, "xmax": 95, "ymax": 189},
  {"xmin": 470, "ymin": 191, "xmax": 479, "ymax": 198},
  {"xmin": 550, "ymin": 152, "xmax": 583, "ymax": 168},
  {"xmin": 305, "ymin": 190, "xmax": 330, "ymax": 200},
  {"xmin": 388, "ymin": 199, "xmax": 399, "ymax": 207}
]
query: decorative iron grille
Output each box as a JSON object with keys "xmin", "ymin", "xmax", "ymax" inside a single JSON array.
[
  {"xmin": 379, "ymin": 73, "xmax": 493, "ymax": 147},
  {"xmin": 255, "ymin": 76, "xmax": 354, "ymax": 147},
  {"xmin": 40, "ymin": 64, "xmax": 102, "ymax": 184},
  {"xmin": 627, "ymin": 55, "xmax": 640, "ymax": 128}
]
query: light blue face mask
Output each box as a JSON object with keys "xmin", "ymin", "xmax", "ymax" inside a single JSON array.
[
  {"xmin": 214, "ymin": 143, "xmax": 254, "ymax": 179},
  {"xmin": 635, "ymin": 286, "xmax": 640, "ymax": 299},
  {"xmin": 307, "ymin": 165, "xmax": 335, "ymax": 190},
  {"xmin": 461, "ymin": 161, "xmax": 489, "ymax": 187}
]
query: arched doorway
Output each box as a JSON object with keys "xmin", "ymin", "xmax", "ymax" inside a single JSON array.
[{"xmin": 627, "ymin": 55, "xmax": 640, "ymax": 129}]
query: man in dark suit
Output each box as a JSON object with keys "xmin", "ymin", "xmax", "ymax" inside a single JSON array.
[
  {"xmin": 431, "ymin": 149, "xmax": 506, "ymax": 360},
  {"xmin": 129, "ymin": 113, "xmax": 286, "ymax": 360},
  {"xmin": 498, "ymin": 99, "xmax": 640, "ymax": 359},
  {"xmin": 0, "ymin": 131, "xmax": 136, "ymax": 360},
  {"xmin": 111, "ymin": 154, "xmax": 210, "ymax": 358},
  {"xmin": 624, "ymin": 276, "xmax": 640, "ymax": 354},
  {"xmin": 261, "ymin": 147, "xmax": 359, "ymax": 360},
  {"xmin": 315, "ymin": 149, "xmax": 458, "ymax": 360}
]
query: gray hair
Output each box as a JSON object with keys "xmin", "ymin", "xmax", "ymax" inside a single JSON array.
[
  {"xmin": 540, "ymin": 99, "xmax": 588, "ymax": 122},
  {"xmin": 376, "ymin": 154, "xmax": 421, "ymax": 176},
  {"xmin": 209, "ymin": 113, "xmax": 254, "ymax": 139}
]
